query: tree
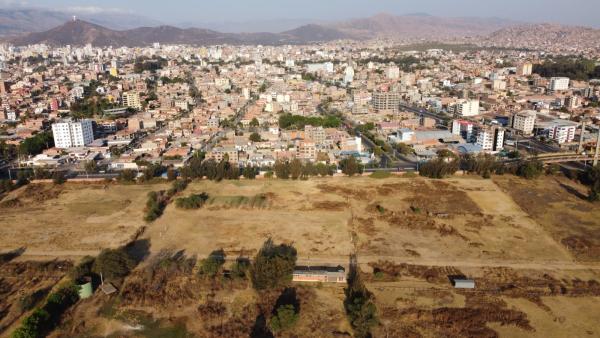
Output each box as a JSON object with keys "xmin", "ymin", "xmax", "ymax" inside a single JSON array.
[
  {"xmin": 516, "ymin": 160, "xmax": 544, "ymax": 180},
  {"xmin": 419, "ymin": 157, "xmax": 459, "ymax": 178},
  {"xmin": 344, "ymin": 265, "xmax": 378, "ymax": 338},
  {"xmin": 243, "ymin": 166, "xmax": 258, "ymax": 179},
  {"xmin": 340, "ymin": 156, "xmax": 363, "ymax": 177},
  {"xmin": 118, "ymin": 169, "xmax": 137, "ymax": 182},
  {"xmin": 395, "ymin": 143, "xmax": 414, "ymax": 156},
  {"xmin": 166, "ymin": 168, "xmax": 177, "ymax": 181},
  {"xmin": 251, "ymin": 239, "xmax": 297, "ymax": 290},
  {"xmin": 175, "ymin": 193, "xmax": 209, "ymax": 209},
  {"xmin": 585, "ymin": 165, "xmax": 600, "ymax": 202},
  {"xmin": 92, "ymin": 249, "xmax": 135, "ymax": 280},
  {"xmin": 249, "ymin": 118, "xmax": 260, "ymax": 128},
  {"xmin": 289, "ymin": 159, "xmax": 303, "ymax": 180},
  {"xmin": 274, "ymin": 160, "xmax": 290, "ymax": 179},
  {"xmin": 269, "ymin": 304, "xmax": 299, "ymax": 333},
  {"xmin": 84, "ymin": 160, "xmax": 98, "ymax": 174},
  {"xmin": 249, "ymin": 132, "xmax": 262, "ymax": 142},
  {"xmin": 52, "ymin": 171, "xmax": 66, "ymax": 185}
]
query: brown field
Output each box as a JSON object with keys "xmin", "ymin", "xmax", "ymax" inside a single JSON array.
[{"xmin": 1, "ymin": 175, "xmax": 600, "ymax": 337}]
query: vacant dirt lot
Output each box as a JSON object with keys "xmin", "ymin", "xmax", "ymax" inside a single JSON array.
[
  {"xmin": 0, "ymin": 182, "xmax": 163, "ymax": 259},
  {"xmin": 2, "ymin": 175, "xmax": 600, "ymax": 337}
]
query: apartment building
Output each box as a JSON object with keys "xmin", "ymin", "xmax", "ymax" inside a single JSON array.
[
  {"xmin": 52, "ymin": 119, "xmax": 94, "ymax": 148},
  {"xmin": 122, "ymin": 91, "xmax": 142, "ymax": 110},
  {"xmin": 548, "ymin": 77, "xmax": 570, "ymax": 91},
  {"xmin": 452, "ymin": 120, "xmax": 475, "ymax": 142},
  {"xmin": 476, "ymin": 125, "xmax": 505, "ymax": 152},
  {"xmin": 516, "ymin": 62, "xmax": 533, "ymax": 76},
  {"xmin": 547, "ymin": 122, "xmax": 576, "ymax": 144},
  {"xmin": 372, "ymin": 90, "xmax": 400, "ymax": 112},
  {"xmin": 449, "ymin": 99, "xmax": 480, "ymax": 117},
  {"xmin": 512, "ymin": 110, "xmax": 536, "ymax": 135}
]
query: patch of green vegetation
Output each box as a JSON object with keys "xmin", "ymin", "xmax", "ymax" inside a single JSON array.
[
  {"xmin": 369, "ymin": 171, "xmax": 391, "ymax": 179},
  {"xmin": 207, "ymin": 194, "xmax": 269, "ymax": 209}
]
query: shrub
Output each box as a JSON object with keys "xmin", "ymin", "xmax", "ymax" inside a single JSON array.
[
  {"xmin": 199, "ymin": 249, "xmax": 226, "ymax": 278},
  {"xmin": 269, "ymin": 304, "xmax": 299, "ymax": 333},
  {"xmin": 92, "ymin": 249, "xmax": 135, "ymax": 281},
  {"xmin": 175, "ymin": 193, "xmax": 209, "ymax": 209},
  {"xmin": 344, "ymin": 266, "xmax": 377, "ymax": 338},
  {"xmin": 117, "ymin": 169, "xmax": 136, "ymax": 182}
]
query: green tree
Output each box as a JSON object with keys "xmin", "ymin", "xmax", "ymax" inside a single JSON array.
[
  {"xmin": 289, "ymin": 159, "xmax": 303, "ymax": 180},
  {"xmin": 269, "ymin": 304, "xmax": 299, "ymax": 333},
  {"xmin": 199, "ymin": 249, "xmax": 226, "ymax": 278},
  {"xmin": 251, "ymin": 239, "xmax": 297, "ymax": 290},
  {"xmin": 340, "ymin": 156, "xmax": 363, "ymax": 177},
  {"xmin": 585, "ymin": 165, "xmax": 600, "ymax": 202},
  {"xmin": 344, "ymin": 265, "xmax": 378, "ymax": 338},
  {"xmin": 84, "ymin": 160, "xmax": 98, "ymax": 174},
  {"xmin": 516, "ymin": 160, "xmax": 544, "ymax": 180},
  {"xmin": 249, "ymin": 132, "xmax": 262, "ymax": 142},
  {"xmin": 92, "ymin": 249, "xmax": 135, "ymax": 280},
  {"xmin": 249, "ymin": 118, "xmax": 260, "ymax": 128},
  {"xmin": 274, "ymin": 160, "xmax": 290, "ymax": 179}
]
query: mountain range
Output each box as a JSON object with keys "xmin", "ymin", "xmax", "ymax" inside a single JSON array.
[{"xmin": 3, "ymin": 10, "xmax": 599, "ymax": 48}]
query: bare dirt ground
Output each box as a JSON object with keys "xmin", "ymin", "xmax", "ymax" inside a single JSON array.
[
  {"xmin": 0, "ymin": 182, "xmax": 164, "ymax": 259},
  {"xmin": 1, "ymin": 175, "xmax": 600, "ymax": 337}
]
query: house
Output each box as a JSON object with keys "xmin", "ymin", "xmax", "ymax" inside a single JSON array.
[{"xmin": 292, "ymin": 266, "xmax": 346, "ymax": 283}]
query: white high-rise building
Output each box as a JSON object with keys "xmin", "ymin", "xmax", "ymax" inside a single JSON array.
[
  {"xmin": 548, "ymin": 77, "xmax": 570, "ymax": 91},
  {"xmin": 516, "ymin": 63, "xmax": 533, "ymax": 76},
  {"xmin": 52, "ymin": 119, "xmax": 94, "ymax": 149},
  {"xmin": 476, "ymin": 126, "xmax": 505, "ymax": 152},
  {"xmin": 512, "ymin": 110, "xmax": 537, "ymax": 135},
  {"xmin": 450, "ymin": 99, "xmax": 480, "ymax": 117},
  {"xmin": 548, "ymin": 122, "xmax": 577, "ymax": 144}
]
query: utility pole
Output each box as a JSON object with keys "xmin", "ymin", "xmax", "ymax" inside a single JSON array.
[
  {"xmin": 578, "ymin": 120, "xmax": 587, "ymax": 154},
  {"xmin": 594, "ymin": 131, "xmax": 600, "ymax": 167}
]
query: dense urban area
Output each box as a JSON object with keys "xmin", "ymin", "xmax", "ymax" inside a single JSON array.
[{"xmin": 1, "ymin": 12, "xmax": 600, "ymax": 338}]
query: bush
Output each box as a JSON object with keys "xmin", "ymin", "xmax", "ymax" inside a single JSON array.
[
  {"xmin": 69, "ymin": 256, "xmax": 95, "ymax": 282},
  {"xmin": 52, "ymin": 171, "xmax": 66, "ymax": 185},
  {"xmin": 516, "ymin": 160, "xmax": 544, "ymax": 180},
  {"xmin": 92, "ymin": 249, "xmax": 135, "ymax": 281},
  {"xmin": 231, "ymin": 258, "xmax": 250, "ymax": 279},
  {"xmin": 175, "ymin": 193, "xmax": 209, "ymax": 209},
  {"xmin": 12, "ymin": 308, "xmax": 50, "ymax": 338},
  {"xmin": 251, "ymin": 239, "xmax": 297, "ymax": 290},
  {"xmin": 199, "ymin": 249, "xmax": 225, "ymax": 278},
  {"xmin": 117, "ymin": 169, "xmax": 136, "ymax": 182},
  {"xmin": 269, "ymin": 304, "xmax": 299, "ymax": 333}
]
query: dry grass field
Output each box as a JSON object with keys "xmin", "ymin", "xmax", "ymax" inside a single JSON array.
[{"xmin": 1, "ymin": 175, "xmax": 600, "ymax": 337}]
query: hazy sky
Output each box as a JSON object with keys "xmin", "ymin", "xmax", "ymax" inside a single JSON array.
[{"xmin": 4, "ymin": 0, "xmax": 599, "ymax": 27}]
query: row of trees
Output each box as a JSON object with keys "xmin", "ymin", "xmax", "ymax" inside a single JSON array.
[
  {"xmin": 273, "ymin": 159, "xmax": 336, "ymax": 179},
  {"xmin": 144, "ymin": 180, "xmax": 189, "ymax": 222},
  {"xmin": 278, "ymin": 113, "xmax": 342, "ymax": 130},
  {"xmin": 533, "ymin": 57, "xmax": 600, "ymax": 81}
]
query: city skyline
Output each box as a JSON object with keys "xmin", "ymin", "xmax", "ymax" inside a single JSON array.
[{"xmin": 1, "ymin": 0, "xmax": 599, "ymax": 29}]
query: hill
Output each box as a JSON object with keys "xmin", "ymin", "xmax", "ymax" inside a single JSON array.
[
  {"xmin": 483, "ymin": 23, "xmax": 600, "ymax": 50},
  {"xmin": 0, "ymin": 8, "xmax": 161, "ymax": 36},
  {"xmin": 332, "ymin": 13, "xmax": 517, "ymax": 40},
  {"xmin": 8, "ymin": 19, "xmax": 351, "ymax": 46}
]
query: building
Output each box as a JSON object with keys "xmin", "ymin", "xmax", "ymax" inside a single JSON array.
[
  {"xmin": 449, "ymin": 99, "xmax": 480, "ymax": 117},
  {"xmin": 372, "ymin": 90, "xmax": 400, "ymax": 112},
  {"xmin": 547, "ymin": 122, "xmax": 577, "ymax": 144},
  {"xmin": 52, "ymin": 119, "xmax": 94, "ymax": 148},
  {"xmin": 386, "ymin": 65, "xmax": 400, "ymax": 79},
  {"xmin": 122, "ymin": 91, "xmax": 142, "ymax": 110},
  {"xmin": 548, "ymin": 77, "xmax": 570, "ymax": 91},
  {"xmin": 452, "ymin": 120, "xmax": 475, "ymax": 142},
  {"xmin": 512, "ymin": 110, "xmax": 536, "ymax": 135},
  {"xmin": 564, "ymin": 96, "xmax": 580, "ymax": 109},
  {"xmin": 476, "ymin": 125, "xmax": 504, "ymax": 152},
  {"xmin": 292, "ymin": 266, "xmax": 346, "ymax": 283},
  {"xmin": 453, "ymin": 279, "xmax": 476, "ymax": 289},
  {"xmin": 516, "ymin": 63, "xmax": 533, "ymax": 76}
]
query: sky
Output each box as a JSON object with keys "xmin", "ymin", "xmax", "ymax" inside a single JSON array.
[{"xmin": 2, "ymin": 0, "xmax": 599, "ymax": 28}]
